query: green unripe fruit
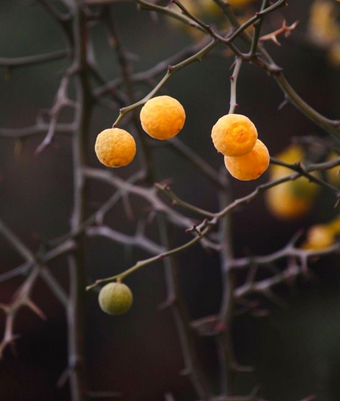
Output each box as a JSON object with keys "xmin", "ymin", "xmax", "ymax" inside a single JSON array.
[{"xmin": 98, "ymin": 282, "xmax": 133, "ymax": 315}]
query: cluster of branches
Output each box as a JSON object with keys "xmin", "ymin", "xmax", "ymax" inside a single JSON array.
[{"xmin": 1, "ymin": 1, "xmax": 340, "ymax": 401}]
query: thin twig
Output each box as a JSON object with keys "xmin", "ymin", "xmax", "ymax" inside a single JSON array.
[
  {"xmin": 229, "ymin": 57, "xmax": 242, "ymax": 114},
  {"xmin": 0, "ymin": 50, "xmax": 69, "ymax": 68}
]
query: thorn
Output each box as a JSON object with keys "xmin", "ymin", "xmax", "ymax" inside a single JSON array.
[
  {"xmin": 0, "ymin": 334, "xmax": 21, "ymax": 359},
  {"xmin": 9, "ymin": 339, "xmax": 18, "ymax": 358},
  {"xmin": 265, "ymin": 290, "xmax": 289, "ymax": 308},
  {"xmin": 0, "ymin": 303, "xmax": 9, "ymax": 312},
  {"xmin": 251, "ymin": 309, "xmax": 270, "ymax": 317},
  {"xmin": 179, "ymin": 367, "xmax": 191, "ymax": 376},
  {"xmin": 214, "ymin": 320, "xmax": 227, "ymax": 333},
  {"xmin": 164, "ymin": 393, "xmax": 176, "ymax": 401},
  {"xmin": 278, "ymin": 98, "xmax": 288, "ymax": 110},
  {"xmin": 26, "ymin": 300, "xmax": 46, "ymax": 320},
  {"xmin": 249, "ymin": 385, "xmax": 261, "ymax": 398},
  {"xmin": 157, "ymin": 295, "xmax": 176, "ymax": 311},
  {"xmin": 231, "ymin": 362, "xmax": 255, "ymax": 373},
  {"xmin": 300, "ymin": 256, "xmax": 309, "ymax": 275},
  {"xmin": 297, "ymin": 396, "xmax": 316, "ymax": 401},
  {"xmin": 57, "ymin": 367, "xmax": 70, "ymax": 388},
  {"xmin": 185, "ymin": 225, "xmax": 202, "ymax": 236}
]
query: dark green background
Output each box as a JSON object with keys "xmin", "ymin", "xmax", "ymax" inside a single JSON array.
[{"xmin": 1, "ymin": 1, "xmax": 340, "ymax": 400}]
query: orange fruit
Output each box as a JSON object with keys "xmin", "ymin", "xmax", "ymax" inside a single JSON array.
[
  {"xmin": 211, "ymin": 114, "xmax": 258, "ymax": 157},
  {"xmin": 95, "ymin": 128, "xmax": 136, "ymax": 168},
  {"xmin": 224, "ymin": 139, "xmax": 269, "ymax": 180},
  {"xmin": 140, "ymin": 95, "xmax": 186, "ymax": 140}
]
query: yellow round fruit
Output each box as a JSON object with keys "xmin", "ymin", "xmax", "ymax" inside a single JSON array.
[
  {"xmin": 224, "ymin": 139, "xmax": 269, "ymax": 181},
  {"xmin": 266, "ymin": 184, "xmax": 314, "ymax": 220},
  {"xmin": 211, "ymin": 114, "xmax": 258, "ymax": 157},
  {"xmin": 308, "ymin": 0, "xmax": 340, "ymax": 47},
  {"xmin": 303, "ymin": 224, "xmax": 335, "ymax": 250},
  {"xmin": 95, "ymin": 128, "xmax": 136, "ymax": 168},
  {"xmin": 140, "ymin": 95, "xmax": 186, "ymax": 140},
  {"xmin": 98, "ymin": 282, "xmax": 133, "ymax": 315},
  {"xmin": 266, "ymin": 145, "xmax": 320, "ymax": 220},
  {"xmin": 269, "ymin": 146, "xmax": 319, "ymax": 199}
]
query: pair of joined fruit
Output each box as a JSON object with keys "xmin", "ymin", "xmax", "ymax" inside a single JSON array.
[
  {"xmin": 211, "ymin": 114, "xmax": 270, "ymax": 181},
  {"xmin": 94, "ymin": 95, "xmax": 186, "ymax": 168}
]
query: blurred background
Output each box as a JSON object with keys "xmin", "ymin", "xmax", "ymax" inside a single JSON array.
[{"xmin": 1, "ymin": 0, "xmax": 340, "ymax": 400}]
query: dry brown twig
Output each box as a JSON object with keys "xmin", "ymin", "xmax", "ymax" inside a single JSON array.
[{"xmin": 260, "ymin": 19, "xmax": 299, "ymax": 46}]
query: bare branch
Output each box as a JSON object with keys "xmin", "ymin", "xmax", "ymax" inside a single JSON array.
[
  {"xmin": 260, "ymin": 20, "xmax": 299, "ymax": 46},
  {"xmin": 35, "ymin": 68, "xmax": 77, "ymax": 154},
  {"xmin": 157, "ymin": 213, "xmax": 213, "ymax": 400},
  {"xmin": 0, "ymin": 49, "xmax": 69, "ymax": 68},
  {"xmin": 0, "ymin": 267, "xmax": 42, "ymax": 357},
  {"xmin": 0, "ymin": 122, "xmax": 75, "ymax": 140},
  {"xmin": 84, "ymin": 167, "xmax": 197, "ymax": 229},
  {"xmin": 0, "ymin": 217, "xmax": 35, "ymax": 263},
  {"xmin": 86, "ymin": 225, "xmax": 165, "ymax": 255}
]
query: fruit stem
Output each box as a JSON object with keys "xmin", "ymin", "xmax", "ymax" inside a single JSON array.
[
  {"xmin": 229, "ymin": 57, "xmax": 242, "ymax": 114},
  {"xmin": 112, "ymin": 38, "xmax": 218, "ymax": 127}
]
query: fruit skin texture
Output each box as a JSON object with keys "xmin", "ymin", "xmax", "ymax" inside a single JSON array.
[
  {"xmin": 211, "ymin": 114, "xmax": 258, "ymax": 157},
  {"xmin": 140, "ymin": 95, "xmax": 185, "ymax": 140},
  {"xmin": 224, "ymin": 139, "xmax": 269, "ymax": 181},
  {"xmin": 95, "ymin": 128, "xmax": 136, "ymax": 168},
  {"xmin": 140, "ymin": 95, "xmax": 186, "ymax": 140},
  {"xmin": 98, "ymin": 282, "xmax": 133, "ymax": 315}
]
